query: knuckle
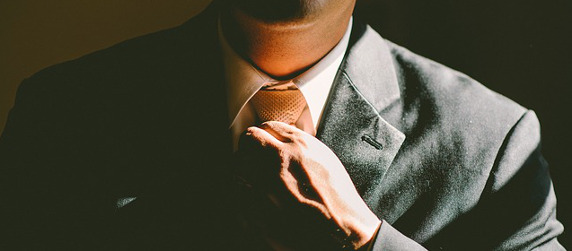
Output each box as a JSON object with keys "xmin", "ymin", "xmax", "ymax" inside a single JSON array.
[{"xmin": 262, "ymin": 121, "xmax": 279, "ymax": 129}]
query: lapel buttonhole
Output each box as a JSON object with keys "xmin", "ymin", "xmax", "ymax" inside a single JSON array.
[{"xmin": 361, "ymin": 135, "xmax": 384, "ymax": 150}]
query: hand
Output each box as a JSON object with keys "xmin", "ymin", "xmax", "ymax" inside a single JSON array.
[{"xmin": 235, "ymin": 121, "xmax": 381, "ymax": 250}]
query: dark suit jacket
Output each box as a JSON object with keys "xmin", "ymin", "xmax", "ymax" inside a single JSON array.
[{"xmin": 0, "ymin": 4, "xmax": 564, "ymax": 250}]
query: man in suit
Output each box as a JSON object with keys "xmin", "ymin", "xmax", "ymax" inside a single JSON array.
[{"xmin": 0, "ymin": 0, "xmax": 564, "ymax": 250}]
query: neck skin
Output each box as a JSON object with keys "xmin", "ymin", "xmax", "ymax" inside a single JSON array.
[{"xmin": 220, "ymin": 3, "xmax": 355, "ymax": 79}]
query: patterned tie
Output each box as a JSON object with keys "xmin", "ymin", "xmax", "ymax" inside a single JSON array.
[{"xmin": 250, "ymin": 83, "xmax": 306, "ymax": 125}]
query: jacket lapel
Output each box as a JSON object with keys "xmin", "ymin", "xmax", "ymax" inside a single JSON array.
[{"xmin": 317, "ymin": 22, "xmax": 405, "ymax": 206}]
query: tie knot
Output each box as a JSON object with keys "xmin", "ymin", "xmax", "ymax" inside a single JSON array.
[{"xmin": 250, "ymin": 84, "xmax": 307, "ymax": 125}]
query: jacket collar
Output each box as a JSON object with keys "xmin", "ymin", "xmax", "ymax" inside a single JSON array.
[
  {"xmin": 317, "ymin": 20, "xmax": 405, "ymax": 201},
  {"xmin": 185, "ymin": 5, "xmax": 406, "ymax": 200}
]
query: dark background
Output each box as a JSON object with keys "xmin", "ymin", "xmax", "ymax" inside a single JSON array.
[{"xmin": 1, "ymin": 0, "xmax": 570, "ymax": 248}]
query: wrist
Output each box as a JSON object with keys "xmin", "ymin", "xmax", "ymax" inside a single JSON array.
[
  {"xmin": 358, "ymin": 221, "xmax": 382, "ymax": 251},
  {"xmin": 331, "ymin": 216, "xmax": 381, "ymax": 250},
  {"xmin": 350, "ymin": 218, "xmax": 381, "ymax": 250}
]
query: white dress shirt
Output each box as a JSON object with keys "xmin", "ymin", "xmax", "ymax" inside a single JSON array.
[{"xmin": 219, "ymin": 18, "xmax": 353, "ymax": 150}]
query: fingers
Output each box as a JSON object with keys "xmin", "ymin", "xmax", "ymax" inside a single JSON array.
[
  {"xmin": 260, "ymin": 121, "xmax": 311, "ymax": 149},
  {"xmin": 261, "ymin": 121, "xmax": 300, "ymax": 136},
  {"xmin": 236, "ymin": 127, "xmax": 282, "ymax": 186},
  {"xmin": 260, "ymin": 121, "xmax": 294, "ymax": 141},
  {"xmin": 242, "ymin": 121, "xmax": 308, "ymax": 147},
  {"xmin": 245, "ymin": 126, "xmax": 283, "ymax": 148}
]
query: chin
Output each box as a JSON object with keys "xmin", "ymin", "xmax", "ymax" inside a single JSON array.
[{"xmin": 222, "ymin": 0, "xmax": 330, "ymax": 22}]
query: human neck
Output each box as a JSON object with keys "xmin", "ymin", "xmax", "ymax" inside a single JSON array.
[{"xmin": 220, "ymin": 4, "xmax": 354, "ymax": 79}]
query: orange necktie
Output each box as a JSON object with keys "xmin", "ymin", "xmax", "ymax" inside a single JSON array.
[{"xmin": 250, "ymin": 83, "xmax": 307, "ymax": 125}]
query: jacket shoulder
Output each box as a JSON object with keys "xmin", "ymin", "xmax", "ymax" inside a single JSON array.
[
  {"xmin": 7, "ymin": 8, "xmax": 221, "ymax": 143},
  {"xmin": 19, "ymin": 8, "xmax": 218, "ymax": 96},
  {"xmin": 387, "ymin": 41, "xmax": 528, "ymax": 140}
]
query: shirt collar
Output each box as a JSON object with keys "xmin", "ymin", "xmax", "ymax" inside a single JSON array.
[{"xmin": 219, "ymin": 17, "xmax": 353, "ymax": 129}]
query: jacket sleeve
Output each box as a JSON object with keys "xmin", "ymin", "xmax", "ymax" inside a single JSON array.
[
  {"xmin": 1, "ymin": 79, "xmax": 53, "ymax": 248},
  {"xmin": 476, "ymin": 111, "xmax": 564, "ymax": 250},
  {"xmin": 369, "ymin": 110, "xmax": 564, "ymax": 250},
  {"xmin": 0, "ymin": 78, "xmax": 118, "ymax": 249},
  {"xmin": 369, "ymin": 220, "xmax": 427, "ymax": 250},
  {"xmin": 0, "ymin": 78, "xmax": 236, "ymax": 250}
]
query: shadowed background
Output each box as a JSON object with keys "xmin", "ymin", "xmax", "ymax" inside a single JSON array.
[{"xmin": 1, "ymin": 0, "xmax": 570, "ymax": 248}]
